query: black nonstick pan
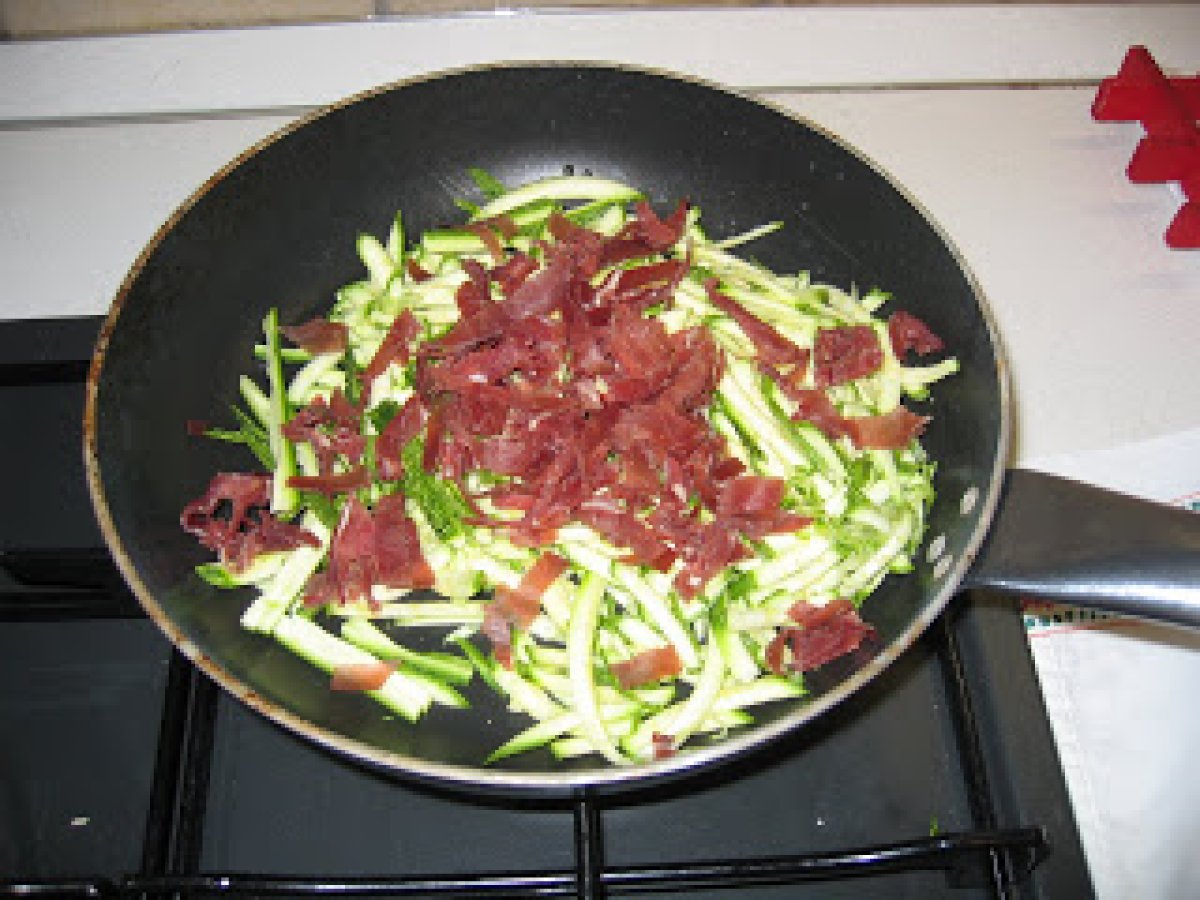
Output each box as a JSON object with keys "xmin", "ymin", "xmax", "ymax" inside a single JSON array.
[{"xmin": 84, "ymin": 63, "xmax": 1200, "ymax": 795}]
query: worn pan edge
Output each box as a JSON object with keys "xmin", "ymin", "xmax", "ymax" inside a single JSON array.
[{"xmin": 82, "ymin": 58, "xmax": 1012, "ymax": 795}]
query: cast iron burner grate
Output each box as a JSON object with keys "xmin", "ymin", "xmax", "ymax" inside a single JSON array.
[{"xmin": 0, "ymin": 317, "xmax": 1090, "ymax": 899}]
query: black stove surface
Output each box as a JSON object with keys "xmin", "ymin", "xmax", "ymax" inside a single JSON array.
[{"xmin": 0, "ymin": 316, "xmax": 1093, "ymax": 898}]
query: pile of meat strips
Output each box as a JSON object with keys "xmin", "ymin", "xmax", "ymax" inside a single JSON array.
[{"xmin": 182, "ymin": 200, "xmax": 943, "ymax": 674}]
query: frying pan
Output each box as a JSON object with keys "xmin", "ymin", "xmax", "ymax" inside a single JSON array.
[{"xmin": 84, "ymin": 63, "xmax": 1200, "ymax": 795}]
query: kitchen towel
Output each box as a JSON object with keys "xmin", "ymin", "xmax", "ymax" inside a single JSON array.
[{"xmin": 1024, "ymin": 426, "xmax": 1200, "ymax": 900}]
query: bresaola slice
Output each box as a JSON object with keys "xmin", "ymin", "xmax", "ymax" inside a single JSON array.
[
  {"xmin": 375, "ymin": 395, "xmax": 428, "ymax": 481},
  {"xmin": 330, "ymin": 661, "xmax": 394, "ymax": 692},
  {"xmin": 483, "ymin": 551, "xmax": 569, "ymax": 666},
  {"xmin": 454, "ymin": 258, "xmax": 491, "ymax": 317},
  {"xmin": 784, "ymin": 387, "xmax": 851, "ymax": 440},
  {"xmin": 843, "ymin": 407, "xmax": 930, "ymax": 450},
  {"xmin": 373, "ymin": 493, "xmax": 435, "ymax": 591},
  {"xmin": 765, "ymin": 598, "xmax": 876, "ymax": 674},
  {"xmin": 813, "ymin": 325, "xmax": 883, "ymax": 388},
  {"xmin": 494, "ymin": 551, "xmax": 569, "ymax": 628},
  {"xmin": 282, "ymin": 390, "xmax": 365, "ymax": 475},
  {"xmin": 610, "ymin": 646, "xmax": 683, "ymax": 689},
  {"xmin": 888, "ymin": 310, "xmax": 944, "ymax": 357},
  {"xmin": 492, "ymin": 251, "xmax": 539, "ymax": 296},
  {"xmin": 704, "ymin": 280, "xmax": 808, "ymax": 369},
  {"xmin": 303, "ymin": 495, "xmax": 434, "ymax": 609},
  {"xmin": 361, "ymin": 309, "xmax": 422, "ymax": 399},
  {"xmin": 785, "ymin": 384, "xmax": 930, "ymax": 450},
  {"xmin": 716, "ymin": 475, "xmax": 813, "ymax": 539},
  {"xmin": 180, "ymin": 473, "xmax": 320, "ymax": 572},
  {"xmin": 280, "ymin": 317, "xmax": 349, "ymax": 355},
  {"xmin": 621, "ymin": 200, "xmax": 689, "ymax": 254},
  {"xmin": 286, "ymin": 467, "xmax": 372, "ymax": 496}
]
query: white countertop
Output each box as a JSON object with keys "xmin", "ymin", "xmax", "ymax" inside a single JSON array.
[{"xmin": 3, "ymin": 6, "xmax": 1199, "ymax": 897}]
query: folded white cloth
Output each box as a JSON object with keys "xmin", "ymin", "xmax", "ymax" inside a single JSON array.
[{"xmin": 1024, "ymin": 427, "xmax": 1200, "ymax": 900}]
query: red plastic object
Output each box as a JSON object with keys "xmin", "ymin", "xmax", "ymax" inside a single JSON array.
[{"xmin": 1093, "ymin": 46, "xmax": 1200, "ymax": 249}]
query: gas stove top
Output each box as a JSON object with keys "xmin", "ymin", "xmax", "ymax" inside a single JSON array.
[{"xmin": 0, "ymin": 314, "xmax": 1092, "ymax": 897}]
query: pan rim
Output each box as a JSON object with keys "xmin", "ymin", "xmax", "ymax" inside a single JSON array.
[{"xmin": 83, "ymin": 58, "xmax": 1012, "ymax": 794}]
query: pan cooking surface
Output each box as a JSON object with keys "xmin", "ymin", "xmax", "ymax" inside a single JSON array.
[{"xmin": 85, "ymin": 63, "xmax": 1007, "ymax": 792}]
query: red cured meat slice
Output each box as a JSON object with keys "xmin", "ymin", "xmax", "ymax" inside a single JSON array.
[
  {"xmin": 595, "ymin": 258, "xmax": 687, "ymax": 316},
  {"xmin": 503, "ymin": 251, "xmax": 575, "ymax": 321},
  {"xmin": 427, "ymin": 342, "xmax": 527, "ymax": 392},
  {"xmin": 375, "ymin": 394, "xmax": 428, "ymax": 481},
  {"xmin": 674, "ymin": 523, "xmax": 745, "ymax": 600},
  {"xmin": 586, "ymin": 201, "xmax": 688, "ymax": 269},
  {"xmin": 626, "ymin": 200, "xmax": 688, "ymax": 251},
  {"xmin": 610, "ymin": 259, "xmax": 688, "ymax": 294},
  {"xmin": 576, "ymin": 499, "xmax": 676, "ymax": 572},
  {"xmin": 373, "ymin": 493, "xmax": 435, "ymax": 590},
  {"xmin": 545, "ymin": 212, "xmax": 611, "ymax": 279},
  {"xmin": 716, "ymin": 475, "xmax": 786, "ymax": 518},
  {"xmin": 656, "ymin": 328, "xmax": 723, "ymax": 412},
  {"xmin": 482, "ymin": 552, "xmax": 568, "ymax": 666},
  {"xmin": 180, "ymin": 472, "xmax": 319, "ymax": 571},
  {"xmin": 704, "ymin": 280, "xmax": 808, "ymax": 368},
  {"xmin": 652, "ymin": 732, "xmax": 677, "ymax": 760},
  {"xmin": 482, "ymin": 603, "xmax": 514, "ymax": 668},
  {"xmin": 607, "ymin": 303, "xmax": 674, "ymax": 384},
  {"xmin": 464, "ymin": 221, "xmax": 507, "ymax": 264},
  {"xmin": 610, "ymin": 646, "xmax": 682, "ymax": 689},
  {"xmin": 182, "ymin": 472, "xmax": 269, "ymax": 524},
  {"xmin": 280, "ymin": 317, "xmax": 349, "ymax": 355},
  {"xmin": 710, "ymin": 457, "xmax": 746, "ymax": 481},
  {"xmin": 492, "ymin": 251, "xmax": 539, "ymax": 296},
  {"xmin": 287, "ymin": 466, "xmax": 371, "ymax": 496},
  {"xmin": 813, "ymin": 325, "xmax": 883, "ymax": 388},
  {"xmin": 784, "ymin": 380, "xmax": 928, "ymax": 449},
  {"xmin": 282, "ymin": 391, "xmax": 366, "ymax": 475},
  {"xmin": 405, "ymin": 258, "xmax": 432, "ymax": 283},
  {"xmin": 843, "ymin": 406, "xmax": 930, "ymax": 450},
  {"xmin": 494, "ymin": 551, "xmax": 568, "ymax": 628},
  {"xmin": 454, "ymin": 258, "xmax": 491, "ymax": 318},
  {"xmin": 618, "ymin": 445, "xmax": 662, "ymax": 495},
  {"xmin": 321, "ymin": 494, "xmax": 435, "ymax": 608},
  {"xmin": 475, "ymin": 433, "xmax": 547, "ymax": 477},
  {"xmin": 787, "ymin": 387, "xmax": 851, "ymax": 441},
  {"xmin": 597, "ymin": 237, "xmax": 656, "ymax": 269},
  {"xmin": 421, "ymin": 400, "xmax": 447, "ymax": 474},
  {"xmin": 765, "ymin": 599, "xmax": 876, "ymax": 673},
  {"xmin": 888, "ymin": 310, "xmax": 944, "ymax": 357},
  {"xmin": 362, "ymin": 309, "xmax": 421, "ymax": 397},
  {"xmin": 330, "ymin": 661, "xmax": 394, "ymax": 692},
  {"xmin": 612, "ymin": 403, "xmax": 707, "ymax": 463},
  {"xmin": 301, "ymin": 569, "xmax": 336, "ymax": 608},
  {"xmin": 327, "ymin": 497, "xmax": 377, "ymax": 606},
  {"xmin": 714, "ymin": 475, "xmax": 811, "ymax": 539},
  {"xmin": 427, "ymin": 296, "xmax": 514, "ymax": 358}
]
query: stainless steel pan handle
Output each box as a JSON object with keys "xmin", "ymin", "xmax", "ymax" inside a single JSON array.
[{"xmin": 964, "ymin": 469, "xmax": 1200, "ymax": 629}]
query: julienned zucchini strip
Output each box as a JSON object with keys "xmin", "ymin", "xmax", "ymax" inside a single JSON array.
[{"xmin": 192, "ymin": 172, "xmax": 957, "ymax": 765}]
